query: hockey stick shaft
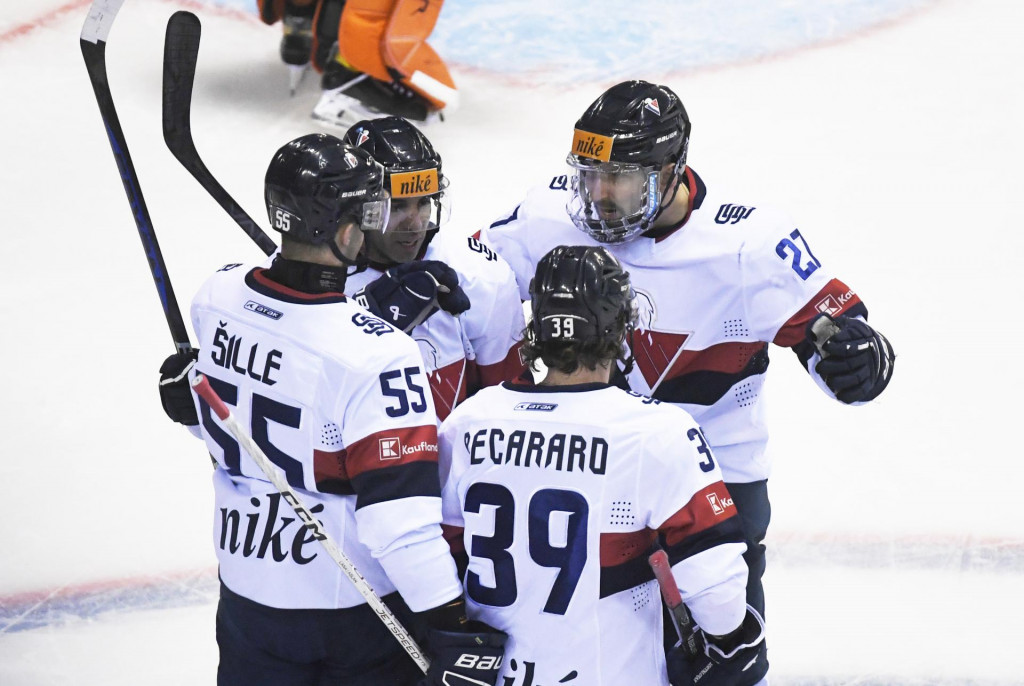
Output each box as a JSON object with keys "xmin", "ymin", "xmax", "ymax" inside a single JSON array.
[
  {"xmin": 162, "ymin": 11, "xmax": 278, "ymax": 257},
  {"xmin": 649, "ymin": 549, "xmax": 700, "ymax": 658},
  {"xmin": 191, "ymin": 374, "xmax": 430, "ymax": 673},
  {"xmin": 81, "ymin": 0, "xmax": 192, "ymax": 353}
]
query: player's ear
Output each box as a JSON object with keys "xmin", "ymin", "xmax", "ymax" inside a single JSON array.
[{"xmin": 335, "ymin": 221, "xmax": 364, "ymax": 261}]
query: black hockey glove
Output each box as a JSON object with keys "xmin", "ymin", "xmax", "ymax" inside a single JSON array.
[
  {"xmin": 416, "ymin": 599, "xmax": 506, "ymax": 686},
  {"xmin": 355, "ymin": 260, "xmax": 470, "ymax": 334},
  {"xmin": 667, "ymin": 606, "xmax": 767, "ymax": 686},
  {"xmin": 158, "ymin": 350, "xmax": 199, "ymax": 426},
  {"xmin": 807, "ymin": 313, "xmax": 895, "ymax": 404}
]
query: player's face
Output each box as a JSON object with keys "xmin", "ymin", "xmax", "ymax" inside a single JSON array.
[
  {"xmin": 363, "ymin": 196, "xmax": 432, "ymax": 264},
  {"xmin": 578, "ymin": 167, "xmax": 650, "ymax": 223}
]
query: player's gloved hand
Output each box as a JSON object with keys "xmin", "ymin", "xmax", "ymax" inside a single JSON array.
[
  {"xmin": 355, "ymin": 260, "xmax": 470, "ymax": 334},
  {"xmin": 807, "ymin": 313, "xmax": 895, "ymax": 404},
  {"xmin": 158, "ymin": 350, "xmax": 199, "ymax": 426},
  {"xmin": 417, "ymin": 599, "xmax": 507, "ymax": 686},
  {"xmin": 667, "ymin": 606, "xmax": 767, "ymax": 686}
]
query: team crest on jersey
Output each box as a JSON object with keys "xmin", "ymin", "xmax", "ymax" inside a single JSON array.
[
  {"xmin": 714, "ymin": 203, "xmax": 756, "ymax": 225},
  {"xmin": 244, "ymin": 300, "xmax": 283, "ymax": 320},
  {"xmin": 643, "ymin": 97, "xmax": 661, "ymax": 116},
  {"xmin": 379, "ymin": 437, "xmax": 402, "ymax": 461},
  {"xmin": 630, "ymin": 289, "xmax": 695, "ymax": 392}
]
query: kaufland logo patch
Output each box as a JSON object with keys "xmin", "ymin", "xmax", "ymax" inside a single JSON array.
[
  {"xmin": 379, "ymin": 437, "xmax": 402, "ymax": 461},
  {"xmin": 643, "ymin": 97, "xmax": 661, "ymax": 116},
  {"xmin": 707, "ymin": 492, "xmax": 734, "ymax": 516},
  {"xmin": 815, "ymin": 295, "xmax": 841, "ymax": 316},
  {"xmin": 402, "ymin": 440, "xmax": 438, "ymax": 455}
]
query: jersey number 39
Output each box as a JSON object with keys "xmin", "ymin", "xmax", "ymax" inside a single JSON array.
[{"xmin": 465, "ymin": 482, "xmax": 588, "ymax": 615}]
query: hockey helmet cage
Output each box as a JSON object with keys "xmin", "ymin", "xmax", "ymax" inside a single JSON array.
[
  {"xmin": 566, "ymin": 80, "xmax": 691, "ymax": 243},
  {"xmin": 264, "ymin": 133, "xmax": 389, "ymax": 244},
  {"xmin": 529, "ymin": 245, "xmax": 634, "ymax": 344}
]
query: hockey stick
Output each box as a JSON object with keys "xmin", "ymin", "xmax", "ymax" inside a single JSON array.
[
  {"xmin": 81, "ymin": 0, "xmax": 192, "ymax": 353},
  {"xmin": 648, "ymin": 549, "xmax": 701, "ymax": 658},
  {"xmin": 191, "ymin": 374, "xmax": 430, "ymax": 673},
  {"xmin": 162, "ymin": 11, "xmax": 278, "ymax": 257}
]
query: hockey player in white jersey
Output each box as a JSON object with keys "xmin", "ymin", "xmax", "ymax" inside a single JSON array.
[
  {"xmin": 340, "ymin": 116, "xmax": 528, "ymax": 419},
  {"xmin": 476, "ymin": 81, "xmax": 896, "ymax": 685},
  {"xmin": 438, "ymin": 245, "xmax": 765, "ymax": 686},
  {"xmin": 158, "ymin": 133, "xmax": 504, "ymax": 686}
]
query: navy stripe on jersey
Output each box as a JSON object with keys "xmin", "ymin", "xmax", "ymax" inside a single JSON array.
[
  {"xmin": 488, "ymin": 205, "xmax": 520, "ymax": 230},
  {"xmin": 651, "ymin": 343, "xmax": 769, "ymax": 406},
  {"xmin": 352, "ymin": 461, "xmax": 441, "ymax": 509},
  {"xmin": 244, "ymin": 268, "xmax": 348, "ymax": 305}
]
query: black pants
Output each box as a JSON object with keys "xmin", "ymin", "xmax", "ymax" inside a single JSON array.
[
  {"xmin": 726, "ymin": 479, "xmax": 771, "ymax": 619},
  {"xmin": 216, "ymin": 582, "xmax": 425, "ymax": 686}
]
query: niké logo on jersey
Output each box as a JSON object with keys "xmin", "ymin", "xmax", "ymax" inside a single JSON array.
[
  {"xmin": 218, "ymin": 492, "xmax": 323, "ymax": 564},
  {"xmin": 714, "ymin": 203, "xmax": 756, "ymax": 224}
]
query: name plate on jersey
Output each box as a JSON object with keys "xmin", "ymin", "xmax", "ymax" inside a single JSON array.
[
  {"xmin": 390, "ymin": 168, "xmax": 438, "ymax": 198},
  {"xmin": 571, "ymin": 129, "xmax": 614, "ymax": 162}
]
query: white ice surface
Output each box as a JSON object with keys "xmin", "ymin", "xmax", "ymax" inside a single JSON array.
[{"xmin": 1, "ymin": 0, "xmax": 1023, "ymax": 683}]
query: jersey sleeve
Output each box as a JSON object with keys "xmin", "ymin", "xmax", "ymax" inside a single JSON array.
[
  {"xmin": 641, "ymin": 408, "xmax": 748, "ymax": 636},
  {"xmin": 334, "ymin": 340, "xmax": 461, "ymax": 612},
  {"xmin": 740, "ymin": 218, "xmax": 871, "ymax": 396},
  {"xmin": 457, "ymin": 236, "xmax": 528, "ymax": 390}
]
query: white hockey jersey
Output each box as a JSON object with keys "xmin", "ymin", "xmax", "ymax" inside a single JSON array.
[
  {"xmin": 478, "ymin": 168, "xmax": 868, "ymax": 483},
  {"xmin": 439, "ymin": 382, "xmax": 749, "ymax": 686},
  {"xmin": 190, "ymin": 262, "xmax": 461, "ymax": 612},
  {"xmin": 345, "ymin": 232, "xmax": 527, "ymax": 420}
]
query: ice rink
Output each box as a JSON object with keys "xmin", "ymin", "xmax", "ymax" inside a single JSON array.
[{"xmin": 1, "ymin": 0, "xmax": 1023, "ymax": 683}]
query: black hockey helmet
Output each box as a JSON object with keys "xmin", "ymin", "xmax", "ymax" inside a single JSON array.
[
  {"xmin": 529, "ymin": 245, "xmax": 634, "ymax": 344},
  {"xmin": 344, "ymin": 117, "xmax": 449, "ymax": 236},
  {"xmin": 264, "ymin": 133, "xmax": 390, "ymax": 245},
  {"xmin": 566, "ymin": 80, "xmax": 691, "ymax": 244}
]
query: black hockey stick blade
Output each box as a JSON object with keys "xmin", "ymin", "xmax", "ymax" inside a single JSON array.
[
  {"xmin": 162, "ymin": 11, "xmax": 277, "ymax": 256},
  {"xmin": 81, "ymin": 0, "xmax": 192, "ymax": 353}
]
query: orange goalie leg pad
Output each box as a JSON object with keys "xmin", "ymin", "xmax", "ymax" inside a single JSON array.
[
  {"xmin": 336, "ymin": 0, "xmax": 455, "ymax": 110},
  {"xmin": 382, "ymin": 0, "xmax": 455, "ymax": 109}
]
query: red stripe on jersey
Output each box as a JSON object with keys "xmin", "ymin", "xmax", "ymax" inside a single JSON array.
[
  {"xmin": 344, "ymin": 424, "xmax": 440, "ymax": 479},
  {"xmin": 633, "ymin": 332, "xmax": 766, "ymax": 390},
  {"xmin": 472, "ymin": 343, "xmax": 528, "ymax": 391},
  {"xmin": 600, "ymin": 529, "xmax": 657, "ymax": 567},
  {"xmin": 773, "ymin": 279, "xmax": 862, "ymax": 347},
  {"xmin": 313, "ymin": 448, "xmax": 349, "ymax": 483},
  {"xmin": 429, "ymin": 359, "xmax": 468, "ymax": 421},
  {"xmin": 441, "ymin": 524, "xmax": 465, "ymax": 555},
  {"xmin": 660, "ymin": 482, "xmax": 738, "ymax": 547}
]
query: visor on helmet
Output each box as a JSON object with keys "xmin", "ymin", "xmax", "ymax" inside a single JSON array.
[
  {"xmin": 566, "ymin": 154, "xmax": 661, "ymax": 244},
  {"xmin": 357, "ymin": 189, "xmax": 391, "ymax": 233}
]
